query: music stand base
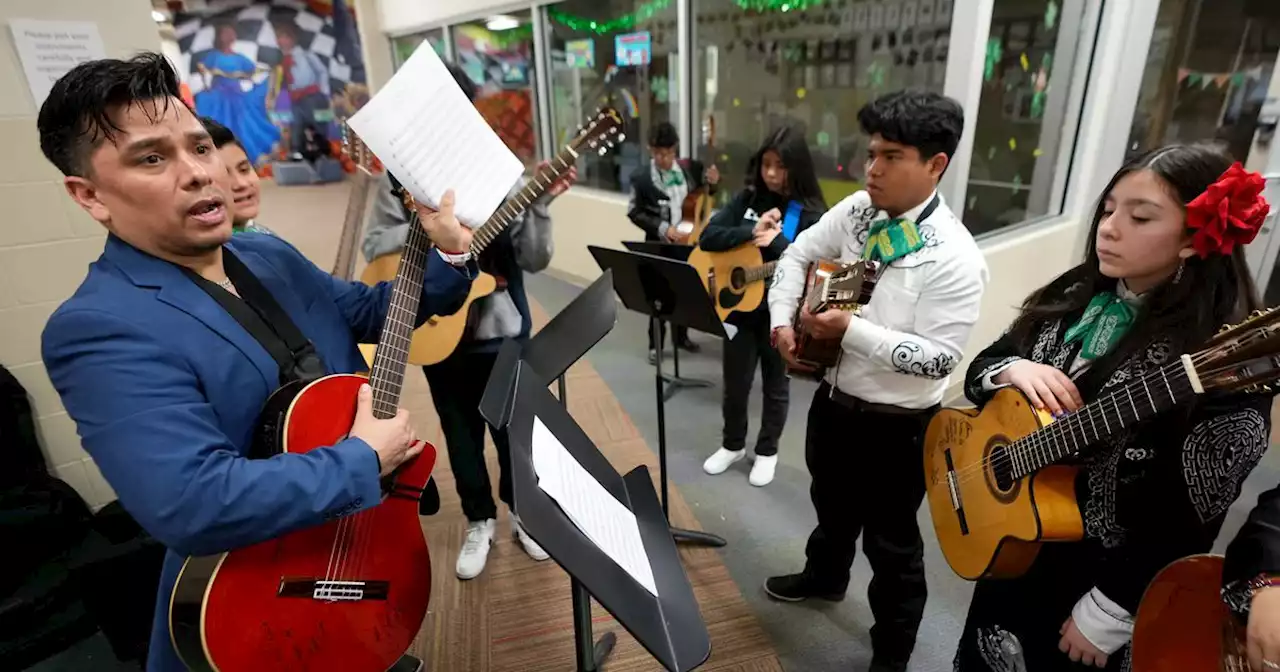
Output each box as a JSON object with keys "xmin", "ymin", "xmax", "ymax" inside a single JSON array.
[
  {"xmin": 670, "ymin": 526, "xmax": 726, "ymax": 547},
  {"xmin": 660, "ymin": 373, "xmax": 712, "ymax": 402}
]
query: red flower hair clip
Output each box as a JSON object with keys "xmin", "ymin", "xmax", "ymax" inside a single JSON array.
[{"xmin": 1186, "ymin": 162, "xmax": 1270, "ymax": 258}]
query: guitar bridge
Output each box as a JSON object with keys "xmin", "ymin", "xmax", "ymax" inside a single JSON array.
[
  {"xmin": 278, "ymin": 578, "xmax": 390, "ymax": 602},
  {"xmin": 943, "ymin": 449, "xmax": 969, "ymax": 536}
]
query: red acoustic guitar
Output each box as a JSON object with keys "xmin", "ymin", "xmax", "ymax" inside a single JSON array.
[{"xmin": 168, "ymin": 128, "xmax": 438, "ymax": 672}]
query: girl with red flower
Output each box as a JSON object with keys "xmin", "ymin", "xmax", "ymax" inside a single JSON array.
[{"xmin": 953, "ymin": 144, "xmax": 1272, "ymax": 671}]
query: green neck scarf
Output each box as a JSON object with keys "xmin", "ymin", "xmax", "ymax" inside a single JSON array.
[
  {"xmin": 659, "ymin": 166, "xmax": 684, "ymax": 187},
  {"xmin": 862, "ymin": 217, "xmax": 925, "ymax": 263},
  {"xmin": 1062, "ymin": 292, "xmax": 1138, "ymax": 361}
]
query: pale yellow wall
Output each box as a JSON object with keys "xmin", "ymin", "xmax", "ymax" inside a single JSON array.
[
  {"xmin": 543, "ymin": 190, "xmax": 1086, "ymax": 402},
  {"xmin": 0, "ymin": 0, "xmax": 160, "ymax": 510},
  {"xmin": 355, "ymin": 0, "xmax": 393, "ymax": 93}
]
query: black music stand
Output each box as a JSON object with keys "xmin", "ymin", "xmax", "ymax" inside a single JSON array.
[
  {"xmin": 502, "ymin": 360, "xmax": 713, "ymax": 672},
  {"xmin": 621, "ymin": 241, "xmax": 710, "ymax": 398},
  {"xmin": 587, "ymin": 246, "xmax": 727, "ymax": 548}
]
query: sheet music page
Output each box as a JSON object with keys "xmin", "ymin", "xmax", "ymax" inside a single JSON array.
[
  {"xmin": 531, "ymin": 417, "xmax": 659, "ymax": 596},
  {"xmin": 346, "ymin": 42, "xmax": 523, "ymax": 227}
]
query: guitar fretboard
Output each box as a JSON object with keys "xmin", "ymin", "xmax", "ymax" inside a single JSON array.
[
  {"xmin": 470, "ymin": 145, "xmax": 580, "ymax": 255},
  {"xmin": 743, "ymin": 261, "xmax": 777, "ymax": 285},
  {"xmin": 368, "ymin": 220, "xmax": 431, "ymax": 419},
  {"xmin": 1009, "ymin": 359, "xmax": 1196, "ymax": 478}
]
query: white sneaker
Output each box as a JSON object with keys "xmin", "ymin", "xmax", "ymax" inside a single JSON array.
[
  {"xmin": 749, "ymin": 454, "xmax": 778, "ymax": 487},
  {"xmin": 455, "ymin": 518, "xmax": 496, "ymax": 580},
  {"xmin": 703, "ymin": 447, "xmax": 746, "ymax": 475},
  {"xmin": 512, "ymin": 514, "xmax": 550, "ymax": 561}
]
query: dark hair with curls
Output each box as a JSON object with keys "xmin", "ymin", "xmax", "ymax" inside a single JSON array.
[
  {"xmin": 1007, "ymin": 144, "xmax": 1262, "ymax": 371},
  {"xmin": 857, "ymin": 89, "xmax": 965, "ymax": 164},
  {"xmin": 38, "ymin": 52, "xmax": 184, "ymax": 177},
  {"xmin": 650, "ymin": 121, "xmax": 679, "ymax": 149},
  {"xmin": 744, "ymin": 124, "xmax": 827, "ymax": 213}
]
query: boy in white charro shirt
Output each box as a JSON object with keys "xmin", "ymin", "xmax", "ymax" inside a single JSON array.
[{"xmin": 765, "ymin": 90, "xmax": 989, "ymax": 672}]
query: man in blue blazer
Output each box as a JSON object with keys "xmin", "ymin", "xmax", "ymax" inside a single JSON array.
[{"xmin": 38, "ymin": 53, "xmax": 474, "ymax": 671}]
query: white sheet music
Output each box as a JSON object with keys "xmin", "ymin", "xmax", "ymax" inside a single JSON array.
[
  {"xmin": 531, "ymin": 416, "xmax": 658, "ymax": 596},
  {"xmin": 346, "ymin": 42, "xmax": 523, "ymax": 228}
]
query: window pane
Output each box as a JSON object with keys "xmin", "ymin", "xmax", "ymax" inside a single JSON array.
[
  {"xmin": 964, "ymin": 0, "xmax": 1087, "ymax": 237},
  {"xmin": 1128, "ymin": 0, "xmax": 1280, "ymax": 165},
  {"xmin": 391, "ymin": 30, "xmax": 444, "ymax": 69},
  {"xmin": 544, "ymin": 0, "xmax": 679, "ymax": 192},
  {"xmin": 454, "ymin": 13, "xmax": 542, "ymax": 167},
  {"xmin": 693, "ymin": 0, "xmax": 954, "ymax": 208}
]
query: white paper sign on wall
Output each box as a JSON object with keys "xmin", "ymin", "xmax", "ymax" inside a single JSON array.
[{"xmin": 9, "ymin": 19, "xmax": 107, "ymax": 109}]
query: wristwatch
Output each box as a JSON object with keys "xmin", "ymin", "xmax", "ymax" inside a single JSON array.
[{"xmin": 1223, "ymin": 572, "xmax": 1280, "ymax": 614}]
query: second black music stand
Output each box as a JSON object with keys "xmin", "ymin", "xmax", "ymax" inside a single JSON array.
[
  {"xmin": 588, "ymin": 246, "xmax": 727, "ymax": 548},
  {"xmin": 621, "ymin": 241, "xmax": 711, "ymax": 399}
]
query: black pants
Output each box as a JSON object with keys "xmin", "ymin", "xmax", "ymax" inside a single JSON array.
[
  {"xmin": 647, "ymin": 319, "xmax": 691, "ymax": 350},
  {"xmin": 722, "ymin": 310, "xmax": 789, "ymax": 455},
  {"xmin": 802, "ymin": 384, "xmax": 936, "ymax": 664},
  {"xmin": 422, "ymin": 351, "xmax": 511, "ymax": 522}
]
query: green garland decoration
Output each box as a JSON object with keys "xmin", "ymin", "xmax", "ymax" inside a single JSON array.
[{"xmin": 547, "ymin": 0, "xmax": 673, "ymax": 35}]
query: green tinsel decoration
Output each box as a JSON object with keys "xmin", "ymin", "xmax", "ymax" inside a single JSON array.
[
  {"xmin": 547, "ymin": 0, "xmax": 673, "ymax": 35},
  {"xmin": 734, "ymin": 0, "xmax": 826, "ymax": 11}
]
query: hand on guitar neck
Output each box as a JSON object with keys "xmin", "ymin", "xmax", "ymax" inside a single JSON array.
[
  {"xmin": 349, "ymin": 383, "xmax": 422, "ymax": 477},
  {"xmin": 408, "ymin": 189, "xmax": 473, "ymax": 254}
]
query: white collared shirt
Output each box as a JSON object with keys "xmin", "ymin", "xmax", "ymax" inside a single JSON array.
[{"xmin": 768, "ymin": 190, "xmax": 989, "ymax": 408}]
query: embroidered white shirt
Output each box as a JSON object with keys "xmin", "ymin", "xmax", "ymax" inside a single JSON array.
[{"xmin": 768, "ymin": 190, "xmax": 989, "ymax": 408}]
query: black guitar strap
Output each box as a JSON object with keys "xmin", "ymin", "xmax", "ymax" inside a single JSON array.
[{"xmin": 184, "ymin": 249, "xmax": 325, "ymax": 385}]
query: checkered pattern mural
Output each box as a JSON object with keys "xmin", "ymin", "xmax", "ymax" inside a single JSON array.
[{"xmin": 174, "ymin": 1, "xmax": 364, "ymax": 97}]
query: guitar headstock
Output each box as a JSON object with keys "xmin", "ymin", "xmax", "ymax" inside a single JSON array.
[
  {"xmin": 815, "ymin": 260, "xmax": 880, "ymax": 312},
  {"xmin": 567, "ymin": 107, "xmax": 626, "ymax": 158},
  {"xmin": 1191, "ymin": 306, "xmax": 1280, "ymax": 395},
  {"xmin": 339, "ymin": 119, "xmax": 380, "ymax": 176}
]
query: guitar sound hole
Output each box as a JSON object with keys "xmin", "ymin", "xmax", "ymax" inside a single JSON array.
[
  {"xmin": 987, "ymin": 444, "xmax": 1016, "ymax": 493},
  {"xmin": 730, "ymin": 267, "xmax": 747, "ymax": 290}
]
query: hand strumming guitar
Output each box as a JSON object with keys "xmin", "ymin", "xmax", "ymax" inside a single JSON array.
[
  {"xmin": 993, "ymin": 360, "xmax": 1083, "ymax": 417},
  {"xmin": 772, "ymin": 326, "xmax": 813, "ymax": 372},
  {"xmin": 413, "ymin": 189, "xmax": 473, "ymax": 253},
  {"xmin": 754, "ymin": 208, "xmax": 783, "ymax": 247},
  {"xmin": 349, "ymin": 383, "xmax": 422, "ymax": 477},
  {"xmin": 1248, "ymin": 586, "xmax": 1280, "ymax": 672}
]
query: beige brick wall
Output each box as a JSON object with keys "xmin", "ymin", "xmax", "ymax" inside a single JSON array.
[{"xmin": 0, "ymin": 0, "xmax": 159, "ymax": 510}]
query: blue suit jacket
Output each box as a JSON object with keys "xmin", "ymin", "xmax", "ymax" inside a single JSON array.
[{"xmin": 41, "ymin": 233, "xmax": 472, "ymax": 671}]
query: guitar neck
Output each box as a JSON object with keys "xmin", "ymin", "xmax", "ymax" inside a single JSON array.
[
  {"xmin": 743, "ymin": 261, "xmax": 777, "ymax": 285},
  {"xmin": 367, "ymin": 219, "xmax": 432, "ymax": 419},
  {"xmin": 470, "ymin": 145, "xmax": 579, "ymax": 256},
  {"xmin": 1011, "ymin": 357, "xmax": 1199, "ymax": 478}
]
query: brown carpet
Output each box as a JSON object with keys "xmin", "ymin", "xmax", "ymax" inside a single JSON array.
[{"xmin": 396, "ymin": 302, "xmax": 782, "ymax": 671}]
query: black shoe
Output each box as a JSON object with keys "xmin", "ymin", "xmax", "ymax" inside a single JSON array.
[
  {"xmin": 763, "ymin": 573, "xmax": 845, "ymax": 603},
  {"xmin": 677, "ymin": 338, "xmax": 701, "ymax": 353}
]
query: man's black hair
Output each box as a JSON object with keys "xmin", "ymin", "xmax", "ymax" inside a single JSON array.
[
  {"xmin": 857, "ymin": 90, "xmax": 964, "ymax": 161},
  {"xmin": 445, "ymin": 63, "xmax": 478, "ymax": 103},
  {"xmin": 650, "ymin": 121, "xmax": 679, "ymax": 149},
  {"xmin": 38, "ymin": 52, "xmax": 185, "ymax": 177},
  {"xmin": 201, "ymin": 116, "xmax": 239, "ymax": 150}
]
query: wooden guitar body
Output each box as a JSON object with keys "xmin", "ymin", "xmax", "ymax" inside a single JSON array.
[
  {"xmin": 687, "ymin": 243, "xmax": 767, "ymax": 321},
  {"xmin": 922, "ymin": 386, "xmax": 1085, "ymax": 580},
  {"xmin": 360, "ymin": 254, "xmax": 499, "ymax": 366},
  {"xmin": 170, "ymin": 374, "xmax": 436, "ymax": 672},
  {"xmin": 1132, "ymin": 555, "xmax": 1249, "ymax": 671}
]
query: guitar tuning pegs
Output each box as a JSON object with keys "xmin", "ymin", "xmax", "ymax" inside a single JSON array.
[
  {"xmin": 618, "ymin": 133, "xmax": 627, "ymax": 142},
  {"xmin": 598, "ymin": 147, "xmax": 607, "ymax": 156}
]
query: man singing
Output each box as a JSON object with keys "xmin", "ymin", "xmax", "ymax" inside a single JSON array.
[
  {"xmin": 765, "ymin": 90, "xmax": 987, "ymax": 672},
  {"xmin": 38, "ymin": 53, "xmax": 473, "ymax": 671}
]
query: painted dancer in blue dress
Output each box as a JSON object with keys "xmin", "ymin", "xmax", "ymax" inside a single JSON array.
[{"xmin": 193, "ymin": 21, "xmax": 280, "ymax": 167}]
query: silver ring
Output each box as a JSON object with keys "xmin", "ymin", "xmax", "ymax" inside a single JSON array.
[{"xmin": 1263, "ymin": 660, "xmax": 1280, "ymax": 670}]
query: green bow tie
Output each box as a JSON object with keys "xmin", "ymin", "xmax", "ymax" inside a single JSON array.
[
  {"xmin": 660, "ymin": 168, "xmax": 684, "ymax": 187},
  {"xmin": 862, "ymin": 217, "xmax": 925, "ymax": 263},
  {"xmin": 1063, "ymin": 292, "xmax": 1137, "ymax": 361}
]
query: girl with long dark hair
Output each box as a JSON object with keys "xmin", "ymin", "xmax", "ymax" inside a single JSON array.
[
  {"xmin": 697, "ymin": 124, "xmax": 827, "ymax": 486},
  {"xmin": 954, "ymin": 144, "xmax": 1273, "ymax": 671}
]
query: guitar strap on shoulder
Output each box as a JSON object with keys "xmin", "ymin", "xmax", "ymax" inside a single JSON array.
[{"xmin": 185, "ymin": 249, "xmax": 326, "ymax": 386}]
